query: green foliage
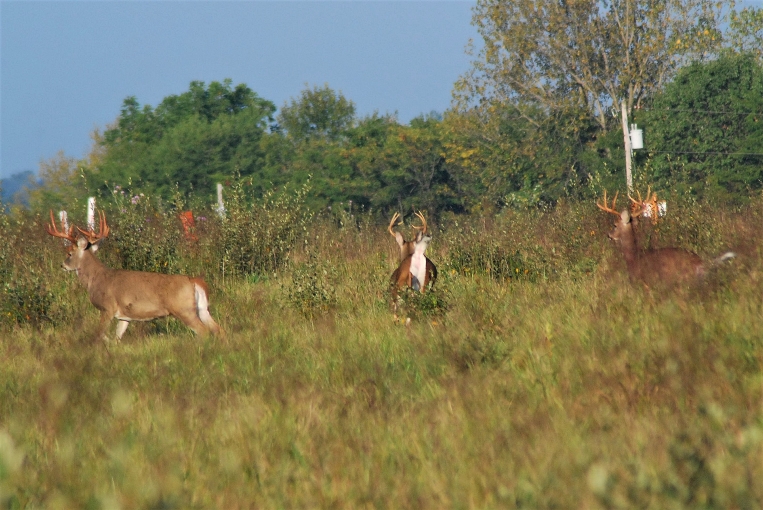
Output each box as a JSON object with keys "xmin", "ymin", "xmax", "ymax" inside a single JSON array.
[
  {"xmin": 1, "ymin": 196, "xmax": 762, "ymax": 507},
  {"xmin": 218, "ymin": 178, "xmax": 312, "ymax": 278},
  {"xmin": 92, "ymin": 79, "xmax": 276, "ymax": 199},
  {"xmin": 103, "ymin": 187, "xmax": 183, "ymax": 274},
  {"xmin": 0, "ymin": 212, "xmax": 68, "ymax": 328},
  {"xmin": 456, "ymin": 0, "xmax": 729, "ymax": 132},
  {"xmin": 395, "ymin": 284, "xmax": 450, "ymax": 320},
  {"xmin": 284, "ymin": 252, "xmax": 338, "ymax": 319},
  {"xmin": 644, "ymin": 53, "xmax": 763, "ymax": 201},
  {"xmin": 726, "ymin": 7, "xmax": 763, "ymax": 63},
  {"xmin": 2, "ymin": 193, "xmax": 763, "ymax": 507},
  {"xmin": 277, "ymin": 84, "xmax": 356, "ymax": 142}
]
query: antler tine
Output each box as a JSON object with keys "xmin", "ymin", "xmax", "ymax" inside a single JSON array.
[
  {"xmin": 77, "ymin": 210, "xmax": 110, "ymax": 244},
  {"xmin": 388, "ymin": 212, "xmax": 401, "ymax": 237},
  {"xmin": 596, "ymin": 190, "xmax": 621, "ymax": 216},
  {"xmin": 45, "ymin": 209, "xmax": 77, "ymax": 243},
  {"xmin": 99, "ymin": 210, "xmax": 110, "ymax": 239},
  {"xmin": 412, "ymin": 211, "xmax": 427, "ymax": 233}
]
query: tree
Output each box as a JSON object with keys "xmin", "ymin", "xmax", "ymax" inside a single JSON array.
[
  {"xmin": 726, "ymin": 7, "xmax": 763, "ymax": 64},
  {"xmin": 28, "ymin": 151, "xmax": 88, "ymax": 212},
  {"xmin": 456, "ymin": 0, "xmax": 732, "ymax": 133},
  {"xmin": 277, "ymin": 84, "xmax": 356, "ymax": 142},
  {"xmin": 92, "ymin": 80, "xmax": 276, "ymax": 199},
  {"xmin": 644, "ymin": 53, "xmax": 763, "ymax": 201}
]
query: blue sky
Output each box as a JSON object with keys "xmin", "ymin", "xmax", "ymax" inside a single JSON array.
[{"xmin": 0, "ymin": 1, "xmax": 478, "ymax": 179}]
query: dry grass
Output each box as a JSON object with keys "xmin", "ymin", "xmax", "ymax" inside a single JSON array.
[{"xmin": 1, "ymin": 198, "xmax": 761, "ymax": 508}]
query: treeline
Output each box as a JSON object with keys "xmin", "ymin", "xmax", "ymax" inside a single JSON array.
[{"xmin": 12, "ymin": 1, "xmax": 763, "ymax": 218}]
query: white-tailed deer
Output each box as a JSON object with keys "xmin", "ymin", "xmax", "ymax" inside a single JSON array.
[
  {"xmin": 46, "ymin": 210, "xmax": 222, "ymax": 342},
  {"xmin": 389, "ymin": 212, "xmax": 438, "ymax": 313},
  {"xmin": 597, "ymin": 190, "xmax": 735, "ymax": 285}
]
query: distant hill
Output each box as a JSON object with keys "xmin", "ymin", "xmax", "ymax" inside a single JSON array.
[{"xmin": 0, "ymin": 171, "xmax": 40, "ymax": 206}]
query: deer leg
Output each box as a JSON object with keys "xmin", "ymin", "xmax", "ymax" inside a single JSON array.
[
  {"xmin": 94, "ymin": 311, "xmax": 114, "ymax": 343},
  {"xmin": 174, "ymin": 309, "xmax": 211, "ymax": 337},
  {"xmin": 115, "ymin": 320, "xmax": 130, "ymax": 340}
]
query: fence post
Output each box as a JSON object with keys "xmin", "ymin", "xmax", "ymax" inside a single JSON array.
[
  {"xmin": 216, "ymin": 183, "xmax": 225, "ymax": 218},
  {"xmin": 87, "ymin": 197, "xmax": 96, "ymax": 230}
]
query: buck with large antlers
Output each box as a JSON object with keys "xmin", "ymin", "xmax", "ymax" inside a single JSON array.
[
  {"xmin": 597, "ymin": 190, "xmax": 735, "ymax": 285},
  {"xmin": 46, "ymin": 210, "xmax": 221, "ymax": 342},
  {"xmin": 388, "ymin": 211, "xmax": 428, "ymax": 261},
  {"xmin": 389, "ymin": 211, "xmax": 438, "ymax": 309}
]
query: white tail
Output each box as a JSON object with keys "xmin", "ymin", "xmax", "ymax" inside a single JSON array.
[{"xmin": 46, "ymin": 210, "xmax": 222, "ymax": 342}]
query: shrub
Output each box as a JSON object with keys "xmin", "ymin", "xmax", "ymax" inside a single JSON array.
[
  {"xmin": 218, "ymin": 178, "xmax": 312, "ymax": 278},
  {"xmin": 284, "ymin": 252, "xmax": 338, "ymax": 319},
  {"xmin": 104, "ymin": 188, "xmax": 182, "ymax": 274}
]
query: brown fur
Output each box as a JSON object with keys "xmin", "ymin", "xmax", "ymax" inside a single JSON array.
[
  {"xmin": 60, "ymin": 237, "xmax": 221, "ymax": 342},
  {"xmin": 390, "ymin": 255, "xmax": 438, "ymax": 299},
  {"xmin": 605, "ymin": 208, "xmax": 732, "ymax": 286}
]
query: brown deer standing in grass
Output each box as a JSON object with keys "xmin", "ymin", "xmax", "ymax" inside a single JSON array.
[
  {"xmin": 597, "ymin": 190, "xmax": 735, "ymax": 285},
  {"xmin": 389, "ymin": 212, "xmax": 438, "ymax": 315},
  {"xmin": 46, "ymin": 210, "xmax": 222, "ymax": 342}
]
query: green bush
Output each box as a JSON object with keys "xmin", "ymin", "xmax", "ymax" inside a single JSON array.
[
  {"xmin": 284, "ymin": 252, "xmax": 338, "ymax": 319},
  {"xmin": 218, "ymin": 178, "xmax": 312, "ymax": 278},
  {"xmin": 104, "ymin": 187, "xmax": 182, "ymax": 274}
]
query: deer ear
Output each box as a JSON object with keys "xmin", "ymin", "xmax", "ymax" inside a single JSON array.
[
  {"xmin": 620, "ymin": 210, "xmax": 630, "ymax": 223},
  {"xmin": 77, "ymin": 237, "xmax": 89, "ymax": 250},
  {"xmin": 89, "ymin": 241, "xmax": 101, "ymax": 253}
]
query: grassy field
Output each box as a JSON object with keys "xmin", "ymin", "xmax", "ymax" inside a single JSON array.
[{"xmin": 0, "ymin": 197, "xmax": 761, "ymax": 508}]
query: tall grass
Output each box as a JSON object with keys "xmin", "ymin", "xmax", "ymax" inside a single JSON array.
[{"xmin": 0, "ymin": 192, "xmax": 761, "ymax": 508}]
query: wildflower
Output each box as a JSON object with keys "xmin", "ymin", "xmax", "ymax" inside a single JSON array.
[{"xmin": 131, "ymin": 195, "xmax": 140, "ymax": 204}]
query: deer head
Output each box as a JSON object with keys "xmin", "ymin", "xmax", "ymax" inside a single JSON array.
[
  {"xmin": 629, "ymin": 186, "xmax": 660, "ymax": 225},
  {"xmin": 596, "ymin": 190, "xmax": 640, "ymax": 244},
  {"xmin": 46, "ymin": 209, "xmax": 110, "ymax": 273},
  {"xmin": 388, "ymin": 211, "xmax": 429, "ymax": 261}
]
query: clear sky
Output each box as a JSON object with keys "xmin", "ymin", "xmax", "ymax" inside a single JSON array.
[{"xmin": 0, "ymin": 1, "xmax": 478, "ymax": 179}]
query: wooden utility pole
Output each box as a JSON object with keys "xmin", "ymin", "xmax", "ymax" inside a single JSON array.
[{"xmin": 621, "ymin": 100, "xmax": 633, "ymax": 191}]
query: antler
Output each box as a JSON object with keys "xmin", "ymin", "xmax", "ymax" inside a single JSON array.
[
  {"xmin": 412, "ymin": 211, "xmax": 428, "ymax": 234},
  {"xmin": 629, "ymin": 185, "xmax": 659, "ymax": 223},
  {"xmin": 388, "ymin": 212, "xmax": 402, "ymax": 238},
  {"xmin": 596, "ymin": 190, "xmax": 621, "ymax": 216},
  {"xmin": 45, "ymin": 210, "xmax": 78, "ymax": 244},
  {"xmin": 76, "ymin": 210, "xmax": 110, "ymax": 244}
]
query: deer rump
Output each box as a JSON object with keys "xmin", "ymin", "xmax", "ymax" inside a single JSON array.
[
  {"xmin": 624, "ymin": 247, "xmax": 735, "ymax": 285},
  {"xmin": 624, "ymin": 247, "xmax": 704, "ymax": 284}
]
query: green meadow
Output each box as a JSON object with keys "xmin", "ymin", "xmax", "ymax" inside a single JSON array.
[{"xmin": 1, "ymin": 194, "xmax": 761, "ymax": 508}]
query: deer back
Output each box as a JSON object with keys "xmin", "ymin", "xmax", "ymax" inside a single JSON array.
[{"xmin": 607, "ymin": 209, "xmax": 704, "ymax": 284}]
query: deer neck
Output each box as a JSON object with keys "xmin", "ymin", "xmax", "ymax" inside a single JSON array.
[
  {"xmin": 77, "ymin": 250, "xmax": 110, "ymax": 291},
  {"xmin": 617, "ymin": 224, "xmax": 640, "ymax": 268}
]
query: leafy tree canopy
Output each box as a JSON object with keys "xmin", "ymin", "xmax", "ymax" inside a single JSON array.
[
  {"xmin": 643, "ymin": 52, "xmax": 763, "ymax": 201},
  {"xmin": 90, "ymin": 80, "xmax": 276, "ymax": 199},
  {"xmin": 277, "ymin": 84, "xmax": 356, "ymax": 142},
  {"xmin": 455, "ymin": 0, "xmax": 733, "ymax": 133}
]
